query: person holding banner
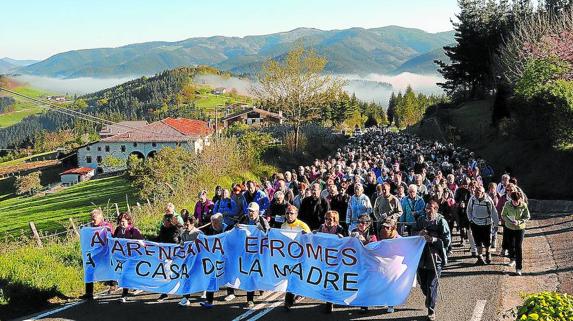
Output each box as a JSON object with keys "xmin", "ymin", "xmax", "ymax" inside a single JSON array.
[
  {"xmin": 199, "ymin": 213, "xmax": 229, "ymax": 308},
  {"xmin": 379, "ymin": 216, "xmax": 401, "ymax": 313},
  {"xmin": 316, "ymin": 210, "xmax": 347, "ymax": 313},
  {"xmin": 236, "ymin": 202, "xmax": 270, "ymax": 308},
  {"xmin": 81, "ymin": 208, "xmax": 114, "ymax": 300},
  {"xmin": 282, "ymin": 205, "xmax": 310, "ymax": 311},
  {"xmin": 350, "ymin": 214, "xmax": 377, "ymax": 312},
  {"xmin": 213, "ymin": 189, "xmax": 239, "ymax": 227},
  {"xmin": 194, "ymin": 190, "xmax": 214, "ymax": 225},
  {"xmin": 414, "ymin": 200, "xmax": 451, "ymax": 321},
  {"xmin": 113, "ymin": 212, "xmax": 143, "ymax": 303}
]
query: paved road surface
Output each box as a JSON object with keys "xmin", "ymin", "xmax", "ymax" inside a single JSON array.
[{"xmin": 29, "ymin": 232, "xmax": 508, "ymax": 321}]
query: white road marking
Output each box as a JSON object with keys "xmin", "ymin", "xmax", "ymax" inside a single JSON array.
[
  {"xmin": 470, "ymin": 300, "xmax": 487, "ymax": 321},
  {"xmin": 23, "ymin": 300, "xmax": 85, "ymax": 320},
  {"xmin": 246, "ymin": 297, "xmax": 285, "ymax": 321},
  {"xmin": 231, "ymin": 292, "xmax": 284, "ymax": 321}
]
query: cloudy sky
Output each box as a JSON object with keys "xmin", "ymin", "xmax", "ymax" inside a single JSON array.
[{"xmin": 1, "ymin": 0, "xmax": 458, "ymax": 60}]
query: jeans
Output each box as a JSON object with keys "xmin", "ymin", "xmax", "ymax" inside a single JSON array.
[
  {"xmin": 417, "ymin": 264, "xmax": 442, "ymax": 311},
  {"xmin": 506, "ymin": 228, "xmax": 525, "ymax": 270}
]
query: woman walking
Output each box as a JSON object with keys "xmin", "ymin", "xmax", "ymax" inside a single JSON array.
[{"xmin": 501, "ymin": 191, "xmax": 530, "ymax": 276}]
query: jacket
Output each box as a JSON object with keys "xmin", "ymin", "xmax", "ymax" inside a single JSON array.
[
  {"xmin": 467, "ymin": 195, "xmax": 498, "ymax": 226},
  {"xmin": 213, "ymin": 198, "xmax": 239, "ymax": 226},
  {"xmin": 400, "ymin": 196, "xmax": 425, "ymax": 225},
  {"xmin": 242, "ymin": 189, "xmax": 270, "ymax": 215},
  {"xmin": 373, "ymin": 194, "xmax": 403, "ymax": 221},
  {"xmin": 194, "ymin": 200, "xmax": 214, "ymax": 224},
  {"xmin": 113, "ymin": 225, "xmax": 143, "ymax": 240},
  {"xmin": 413, "ymin": 213, "xmax": 451, "ymax": 269},
  {"xmin": 501, "ymin": 201, "xmax": 530, "ymax": 230},
  {"xmin": 346, "ymin": 193, "xmax": 372, "ymax": 231},
  {"xmin": 299, "ymin": 196, "xmax": 330, "ymax": 230}
]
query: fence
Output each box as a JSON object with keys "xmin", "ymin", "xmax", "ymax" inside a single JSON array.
[{"xmin": 17, "ymin": 197, "xmax": 152, "ymax": 248}]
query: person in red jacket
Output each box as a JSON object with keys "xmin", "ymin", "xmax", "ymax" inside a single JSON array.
[{"xmin": 113, "ymin": 212, "xmax": 143, "ymax": 303}]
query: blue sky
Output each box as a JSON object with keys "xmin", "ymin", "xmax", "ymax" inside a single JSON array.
[{"xmin": 1, "ymin": 0, "xmax": 459, "ymax": 60}]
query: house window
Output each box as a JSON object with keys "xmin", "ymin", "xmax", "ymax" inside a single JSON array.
[
  {"xmin": 133, "ymin": 142, "xmax": 138, "ymax": 147},
  {"xmin": 96, "ymin": 156, "xmax": 102, "ymax": 163},
  {"xmin": 97, "ymin": 146, "xmax": 101, "ymax": 151},
  {"xmin": 152, "ymin": 142, "xmax": 157, "ymax": 147},
  {"xmin": 121, "ymin": 145, "xmax": 126, "ymax": 152},
  {"xmin": 86, "ymin": 156, "xmax": 92, "ymax": 163},
  {"xmin": 86, "ymin": 146, "xmax": 91, "ymax": 151},
  {"xmin": 105, "ymin": 145, "xmax": 110, "ymax": 152}
]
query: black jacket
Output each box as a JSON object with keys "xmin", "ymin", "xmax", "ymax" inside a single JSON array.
[{"xmin": 299, "ymin": 196, "xmax": 330, "ymax": 230}]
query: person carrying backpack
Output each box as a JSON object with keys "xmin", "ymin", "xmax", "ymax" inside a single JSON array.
[{"xmin": 467, "ymin": 186, "xmax": 498, "ymax": 265}]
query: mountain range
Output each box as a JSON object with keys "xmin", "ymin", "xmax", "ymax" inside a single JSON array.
[
  {"xmin": 0, "ymin": 58, "xmax": 39, "ymax": 74},
  {"xmin": 14, "ymin": 26, "xmax": 453, "ymax": 79}
]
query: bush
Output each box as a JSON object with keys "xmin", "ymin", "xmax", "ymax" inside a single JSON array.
[{"xmin": 514, "ymin": 292, "xmax": 573, "ymax": 321}]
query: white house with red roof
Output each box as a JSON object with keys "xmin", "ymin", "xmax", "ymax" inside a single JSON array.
[
  {"xmin": 60, "ymin": 167, "xmax": 95, "ymax": 185},
  {"xmin": 77, "ymin": 117, "xmax": 212, "ymax": 174}
]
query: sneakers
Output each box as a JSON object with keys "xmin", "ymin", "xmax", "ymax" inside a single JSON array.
[
  {"xmin": 475, "ymin": 256, "xmax": 486, "ymax": 265},
  {"xmin": 200, "ymin": 291, "xmax": 207, "ymax": 299},
  {"xmin": 387, "ymin": 306, "xmax": 395, "ymax": 313},
  {"xmin": 107, "ymin": 285, "xmax": 118, "ymax": 295},
  {"xmin": 245, "ymin": 301, "xmax": 255, "ymax": 309},
  {"xmin": 294, "ymin": 295, "xmax": 304, "ymax": 303},
  {"xmin": 178, "ymin": 297, "xmax": 191, "ymax": 307},
  {"xmin": 428, "ymin": 308, "xmax": 436, "ymax": 320},
  {"xmin": 157, "ymin": 294, "xmax": 168, "ymax": 303},
  {"xmin": 119, "ymin": 297, "xmax": 128, "ymax": 304},
  {"xmin": 485, "ymin": 252, "xmax": 492, "ymax": 264},
  {"xmin": 516, "ymin": 269, "xmax": 523, "ymax": 276},
  {"xmin": 200, "ymin": 301, "xmax": 214, "ymax": 309},
  {"xmin": 224, "ymin": 294, "xmax": 236, "ymax": 302},
  {"xmin": 507, "ymin": 260, "xmax": 516, "ymax": 267}
]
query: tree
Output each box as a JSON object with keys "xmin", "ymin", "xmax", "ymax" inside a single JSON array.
[
  {"xmin": 387, "ymin": 92, "xmax": 396, "ymax": 125},
  {"xmin": 15, "ymin": 172, "xmax": 42, "ymax": 196},
  {"xmin": 252, "ymin": 45, "xmax": 347, "ymax": 150}
]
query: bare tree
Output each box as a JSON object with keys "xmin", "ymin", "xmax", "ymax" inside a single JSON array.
[{"xmin": 251, "ymin": 45, "xmax": 346, "ymax": 150}]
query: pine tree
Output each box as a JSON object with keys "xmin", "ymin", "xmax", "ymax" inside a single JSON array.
[{"xmin": 387, "ymin": 92, "xmax": 396, "ymax": 125}]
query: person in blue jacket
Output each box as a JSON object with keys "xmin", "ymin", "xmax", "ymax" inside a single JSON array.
[
  {"xmin": 400, "ymin": 184, "xmax": 426, "ymax": 236},
  {"xmin": 213, "ymin": 189, "xmax": 239, "ymax": 226},
  {"xmin": 242, "ymin": 180, "xmax": 270, "ymax": 216}
]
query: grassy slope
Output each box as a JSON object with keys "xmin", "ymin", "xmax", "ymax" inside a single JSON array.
[
  {"xmin": 193, "ymin": 87, "xmax": 253, "ymax": 114},
  {"xmin": 0, "ymin": 86, "xmax": 48, "ymax": 128},
  {"xmin": 411, "ymin": 99, "xmax": 573, "ymax": 199},
  {"xmin": 0, "ymin": 176, "xmax": 136, "ymax": 236}
]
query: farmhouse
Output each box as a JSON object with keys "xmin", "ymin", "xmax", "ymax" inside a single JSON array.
[
  {"xmin": 77, "ymin": 117, "xmax": 212, "ymax": 174},
  {"xmin": 99, "ymin": 121, "xmax": 149, "ymax": 138},
  {"xmin": 221, "ymin": 107, "xmax": 284, "ymax": 128},
  {"xmin": 60, "ymin": 167, "xmax": 95, "ymax": 185}
]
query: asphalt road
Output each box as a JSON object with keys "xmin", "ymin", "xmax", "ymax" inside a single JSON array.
[{"xmin": 30, "ymin": 231, "xmax": 508, "ymax": 321}]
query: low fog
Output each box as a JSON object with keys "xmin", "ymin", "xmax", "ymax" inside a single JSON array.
[
  {"xmin": 342, "ymin": 73, "xmax": 445, "ymax": 107},
  {"xmin": 193, "ymin": 74, "xmax": 252, "ymax": 96},
  {"xmin": 10, "ymin": 72, "xmax": 444, "ymax": 108},
  {"xmin": 12, "ymin": 75, "xmax": 138, "ymax": 95}
]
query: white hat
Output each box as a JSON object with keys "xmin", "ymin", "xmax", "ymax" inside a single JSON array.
[{"xmin": 247, "ymin": 202, "xmax": 259, "ymax": 211}]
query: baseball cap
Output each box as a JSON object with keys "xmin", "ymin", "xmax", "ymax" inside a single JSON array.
[
  {"xmin": 247, "ymin": 202, "xmax": 259, "ymax": 212},
  {"xmin": 382, "ymin": 217, "xmax": 397, "ymax": 228}
]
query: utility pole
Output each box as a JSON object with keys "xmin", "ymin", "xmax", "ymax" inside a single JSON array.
[{"xmin": 215, "ymin": 105, "xmax": 219, "ymax": 139}]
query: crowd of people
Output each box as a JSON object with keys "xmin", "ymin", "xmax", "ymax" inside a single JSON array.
[{"xmin": 83, "ymin": 127, "xmax": 531, "ymax": 321}]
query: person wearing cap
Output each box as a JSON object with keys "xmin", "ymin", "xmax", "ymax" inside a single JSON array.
[
  {"xmin": 237, "ymin": 202, "xmax": 270, "ymax": 308},
  {"xmin": 199, "ymin": 213, "xmax": 230, "ymax": 308}
]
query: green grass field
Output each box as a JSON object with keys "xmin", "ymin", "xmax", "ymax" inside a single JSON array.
[
  {"xmin": 0, "ymin": 86, "xmax": 50, "ymax": 128},
  {"xmin": 0, "ymin": 176, "xmax": 137, "ymax": 236}
]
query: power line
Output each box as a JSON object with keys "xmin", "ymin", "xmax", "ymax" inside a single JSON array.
[{"xmin": 0, "ymin": 87, "xmax": 205, "ymax": 146}]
